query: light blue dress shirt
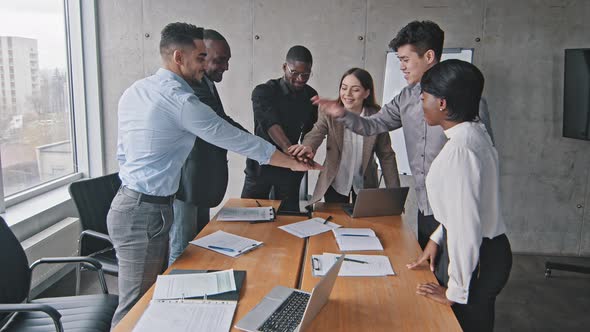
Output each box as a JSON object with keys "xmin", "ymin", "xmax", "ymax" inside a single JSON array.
[{"xmin": 117, "ymin": 68, "xmax": 276, "ymax": 196}]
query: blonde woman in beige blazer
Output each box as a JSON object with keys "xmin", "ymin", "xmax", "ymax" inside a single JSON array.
[{"xmin": 290, "ymin": 68, "xmax": 400, "ymax": 204}]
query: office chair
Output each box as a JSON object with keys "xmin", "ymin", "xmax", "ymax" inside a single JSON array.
[
  {"xmin": 0, "ymin": 216, "xmax": 118, "ymax": 331},
  {"xmin": 68, "ymin": 173, "xmax": 121, "ymax": 294}
]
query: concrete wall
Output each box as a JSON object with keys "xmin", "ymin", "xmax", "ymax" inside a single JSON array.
[{"xmin": 97, "ymin": 0, "xmax": 590, "ymax": 255}]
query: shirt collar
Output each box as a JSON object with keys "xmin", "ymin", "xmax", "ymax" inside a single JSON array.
[
  {"xmin": 443, "ymin": 121, "xmax": 472, "ymax": 139},
  {"xmin": 279, "ymin": 77, "xmax": 296, "ymax": 96},
  {"xmin": 156, "ymin": 68, "xmax": 194, "ymax": 93},
  {"xmin": 410, "ymin": 82, "xmax": 421, "ymax": 95}
]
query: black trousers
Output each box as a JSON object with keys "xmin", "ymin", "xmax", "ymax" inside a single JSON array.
[
  {"xmin": 324, "ymin": 186, "xmax": 357, "ymax": 204},
  {"xmin": 451, "ymin": 233, "xmax": 512, "ymax": 332},
  {"xmin": 241, "ymin": 172, "xmax": 304, "ymax": 201}
]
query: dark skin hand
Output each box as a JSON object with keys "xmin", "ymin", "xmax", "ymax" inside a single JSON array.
[{"xmin": 416, "ymin": 283, "xmax": 454, "ymax": 306}]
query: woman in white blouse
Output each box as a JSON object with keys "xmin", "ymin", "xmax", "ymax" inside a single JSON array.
[{"xmin": 406, "ymin": 59, "xmax": 512, "ymax": 332}]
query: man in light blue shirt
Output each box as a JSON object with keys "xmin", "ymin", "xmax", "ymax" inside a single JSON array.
[{"xmin": 107, "ymin": 22, "xmax": 318, "ymax": 328}]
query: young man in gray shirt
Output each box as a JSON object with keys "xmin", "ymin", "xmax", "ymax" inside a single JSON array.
[{"xmin": 309, "ymin": 20, "xmax": 493, "ymax": 285}]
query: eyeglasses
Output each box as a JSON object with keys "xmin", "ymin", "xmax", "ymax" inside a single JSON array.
[{"xmin": 286, "ymin": 64, "xmax": 312, "ymax": 79}]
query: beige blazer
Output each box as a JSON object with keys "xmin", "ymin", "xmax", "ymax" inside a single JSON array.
[{"xmin": 303, "ymin": 106, "xmax": 400, "ymax": 204}]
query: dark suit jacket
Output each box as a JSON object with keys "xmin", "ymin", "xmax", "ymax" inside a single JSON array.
[{"xmin": 176, "ymin": 76, "xmax": 248, "ymax": 207}]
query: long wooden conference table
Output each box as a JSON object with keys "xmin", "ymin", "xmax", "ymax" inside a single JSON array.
[{"xmin": 114, "ymin": 199, "xmax": 461, "ymax": 332}]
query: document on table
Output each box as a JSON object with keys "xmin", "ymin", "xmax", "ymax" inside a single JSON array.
[
  {"xmin": 311, "ymin": 253, "xmax": 395, "ymax": 277},
  {"xmin": 216, "ymin": 207, "xmax": 274, "ymax": 221},
  {"xmin": 153, "ymin": 269, "xmax": 236, "ymax": 300},
  {"xmin": 279, "ymin": 217, "xmax": 341, "ymax": 238},
  {"xmin": 132, "ymin": 300, "xmax": 237, "ymax": 332},
  {"xmin": 190, "ymin": 230, "xmax": 263, "ymax": 257},
  {"xmin": 333, "ymin": 228, "xmax": 384, "ymax": 251}
]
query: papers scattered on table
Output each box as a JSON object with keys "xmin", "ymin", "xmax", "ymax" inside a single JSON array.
[
  {"xmin": 216, "ymin": 207, "xmax": 274, "ymax": 222},
  {"xmin": 153, "ymin": 269, "xmax": 236, "ymax": 300},
  {"xmin": 333, "ymin": 228, "xmax": 383, "ymax": 251},
  {"xmin": 190, "ymin": 230, "xmax": 263, "ymax": 257},
  {"xmin": 311, "ymin": 253, "xmax": 395, "ymax": 277},
  {"xmin": 133, "ymin": 300, "xmax": 237, "ymax": 332},
  {"xmin": 279, "ymin": 217, "xmax": 341, "ymax": 238}
]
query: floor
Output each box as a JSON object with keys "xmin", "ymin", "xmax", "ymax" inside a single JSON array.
[{"xmin": 39, "ymin": 254, "xmax": 590, "ymax": 331}]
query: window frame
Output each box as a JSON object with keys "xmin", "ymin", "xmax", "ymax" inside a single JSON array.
[{"xmin": 0, "ymin": 0, "xmax": 103, "ymax": 213}]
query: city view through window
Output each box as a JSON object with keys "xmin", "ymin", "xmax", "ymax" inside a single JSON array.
[{"xmin": 0, "ymin": 0, "xmax": 74, "ymax": 197}]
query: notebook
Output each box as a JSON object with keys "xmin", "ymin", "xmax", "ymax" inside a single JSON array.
[
  {"xmin": 235, "ymin": 255, "xmax": 345, "ymax": 332},
  {"xmin": 133, "ymin": 270, "xmax": 243, "ymax": 332}
]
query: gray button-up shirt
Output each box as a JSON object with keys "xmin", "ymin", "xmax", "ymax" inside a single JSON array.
[{"xmin": 339, "ymin": 83, "xmax": 493, "ymax": 215}]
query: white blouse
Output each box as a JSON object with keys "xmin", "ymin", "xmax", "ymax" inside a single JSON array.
[
  {"xmin": 332, "ymin": 109, "xmax": 366, "ymax": 196},
  {"xmin": 426, "ymin": 121, "xmax": 506, "ymax": 304}
]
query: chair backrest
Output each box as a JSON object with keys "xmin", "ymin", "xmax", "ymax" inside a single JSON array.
[
  {"xmin": 0, "ymin": 217, "xmax": 31, "ymax": 322},
  {"xmin": 68, "ymin": 173, "xmax": 121, "ymax": 255}
]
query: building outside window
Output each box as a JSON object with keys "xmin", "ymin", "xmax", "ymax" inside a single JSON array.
[{"xmin": 0, "ymin": 0, "xmax": 75, "ymax": 200}]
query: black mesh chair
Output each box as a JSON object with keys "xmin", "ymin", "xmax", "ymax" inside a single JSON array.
[
  {"xmin": 0, "ymin": 216, "xmax": 118, "ymax": 331},
  {"xmin": 68, "ymin": 173, "xmax": 121, "ymax": 294}
]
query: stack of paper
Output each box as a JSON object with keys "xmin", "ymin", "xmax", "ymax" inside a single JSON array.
[
  {"xmin": 279, "ymin": 217, "xmax": 341, "ymax": 238},
  {"xmin": 190, "ymin": 230, "xmax": 263, "ymax": 257},
  {"xmin": 333, "ymin": 228, "xmax": 383, "ymax": 251},
  {"xmin": 311, "ymin": 253, "xmax": 395, "ymax": 276},
  {"xmin": 216, "ymin": 207, "xmax": 274, "ymax": 222},
  {"xmin": 133, "ymin": 300, "xmax": 237, "ymax": 332}
]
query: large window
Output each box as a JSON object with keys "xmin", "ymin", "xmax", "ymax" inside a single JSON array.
[
  {"xmin": 0, "ymin": 0, "xmax": 101, "ymax": 213},
  {"xmin": 0, "ymin": 0, "xmax": 78, "ymax": 207}
]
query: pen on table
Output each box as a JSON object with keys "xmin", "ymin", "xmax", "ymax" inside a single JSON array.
[
  {"xmin": 343, "ymin": 257, "xmax": 369, "ymax": 264},
  {"xmin": 255, "ymin": 200, "xmax": 262, "ymax": 207},
  {"xmin": 208, "ymin": 245, "xmax": 235, "ymax": 252},
  {"xmin": 340, "ymin": 234, "xmax": 370, "ymax": 237},
  {"xmin": 323, "ymin": 215, "xmax": 333, "ymax": 224}
]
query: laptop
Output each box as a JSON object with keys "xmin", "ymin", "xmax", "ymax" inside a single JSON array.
[
  {"xmin": 235, "ymin": 255, "xmax": 344, "ymax": 332},
  {"xmin": 343, "ymin": 187, "xmax": 409, "ymax": 218}
]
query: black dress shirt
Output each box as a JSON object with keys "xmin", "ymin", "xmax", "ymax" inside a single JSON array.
[{"xmin": 245, "ymin": 77, "xmax": 318, "ymax": 178}]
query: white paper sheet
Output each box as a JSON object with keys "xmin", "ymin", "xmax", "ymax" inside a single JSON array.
[
  {"xmin": 190, "ymin": 230, "xmax": 263, "ymax": 257},
  {"xmin": 153, "ymin": 270, "xmax": 236, "ymax": 300},
  {"xmin": 279, "ymin": 217, "xmax": 341, "ymax": 238},
  {"xmin": 216, "ymin": 207, "xmax": 274, "ymax": 221},
  {"xmin": 311, "ymin": 253, "xmax": 395, "ymax": 276},
  {"xmin": 133, "ymin": 300, "xmax": 236, "ymax": 332},
  {"xmin": 333, "ymin": 228, "xmax": 383, "ymax": 251}
]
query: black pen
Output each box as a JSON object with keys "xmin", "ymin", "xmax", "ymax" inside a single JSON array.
[
  {"xmin": 343, "ymin": 257, "xmax": 369, "ymax": 264},
  {"xmin": 323, "ymin": 216, "xmax": 333, "ymax": 224},
  {"xmin": 255, "ymin": 200, "xmax": 262, "ymax": 207}
]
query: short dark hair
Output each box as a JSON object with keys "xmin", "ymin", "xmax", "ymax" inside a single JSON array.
[
  {"xmin": 160, "ymin": 22, "xmax": 204, "ymax": 56},
  {"xmin": 286, "ymin": 45, "xmax": 313, "ymax": 64},
  {"xmin": 421, "ymin": 59, "xmax": 484, "ymax": 123},
  {"xmin": 389, "ymin": 20, "xmax": 444, "ymax": 62},
  {"xmin": 338, "ymin": 68, "xmax": 380, "ymax": 110},
  {"xmin": 203, "ymin": 29, "xmax": 226, "ymax": 42}
]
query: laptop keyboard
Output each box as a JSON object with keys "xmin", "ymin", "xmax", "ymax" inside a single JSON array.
[{"xmin": 258, "ymin": 291, "xmax": 311, "ymax": 332}]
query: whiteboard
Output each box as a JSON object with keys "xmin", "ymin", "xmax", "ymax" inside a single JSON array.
[{"xmin": 381, "ymin": 48, "xmax": 474, "ymax": 175}]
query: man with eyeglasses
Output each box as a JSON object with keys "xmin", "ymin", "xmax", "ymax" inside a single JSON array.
[{"xmin": 241, "ymin": 45, "xmax": 318, "ymax": 201}]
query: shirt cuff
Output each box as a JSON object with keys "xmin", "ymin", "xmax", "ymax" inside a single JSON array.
[
  {"xmin": 257, "ymin": 143, "xmax": 277, "ymax": 165},
  {"xmin": 337, "ymin": 110, "xmax": 356, "ymax": 124},
  {"xmin": 429, "ymin": 225, "xmax": 444, "ymax": 245},
  {"xmin": 446, "ymin": 285, "xmax": 469, "ymax": 305}
]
